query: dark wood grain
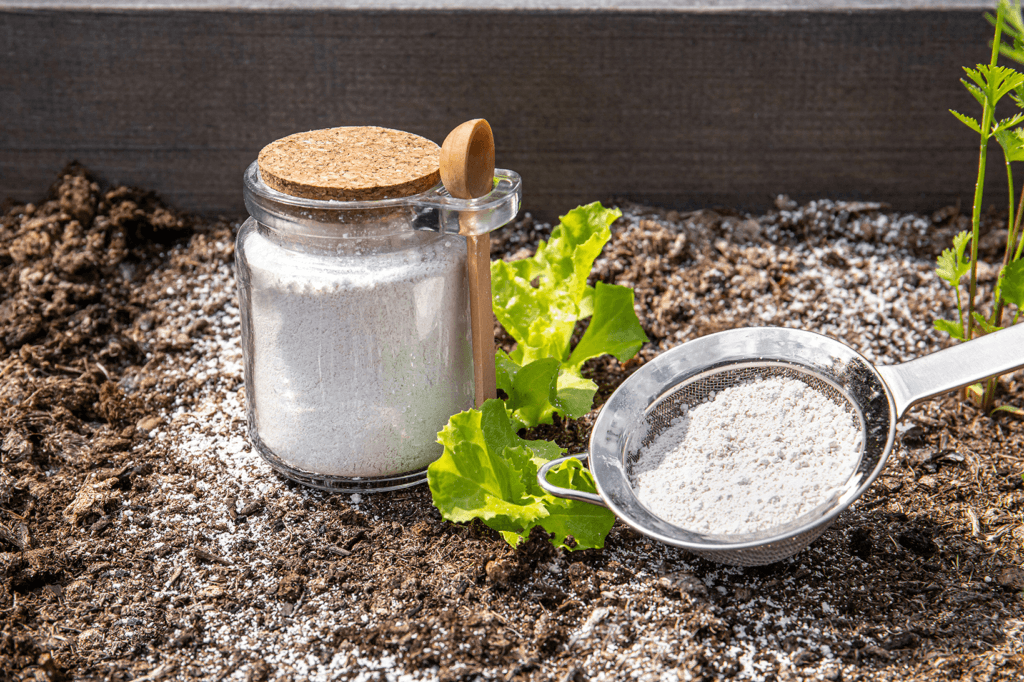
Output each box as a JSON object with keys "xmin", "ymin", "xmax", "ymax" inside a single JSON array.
[{"xmin": 0, "ymin": 8, "xmax": 999, "ymax": 218}]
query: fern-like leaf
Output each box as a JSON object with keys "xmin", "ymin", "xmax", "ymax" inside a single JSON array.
[
  {"xmin": 951, "ymin": 110, "xmax": 982, "ymax": 134},
  {"xmin": 993, "ymin": 112, "xmax": 1024, "ymax": 134},
  {"xmin": 933, "ymin": 318, "xmax": 966, "ymax": 341},
  {"xmin": 999, "ymin": 258, "xmax": 1024, "ymax": 308},
  {"xmin": 997, "ymin": 0, "xmax": 1024, "ymax": 66},
  {"xmin": 935, "ymin": 231, "xmax": 972, "ymax": 286},
  {"xmin": 971, "ymin": 311, "xmax": 1003, "ymax": 334},
  {"xmin": 963, "ymin": 81, "xmax": 987, "ymax": 108},
  {"xmin": 960, "ymin": 64, "xmax": 1024, "ymax": 108},
  {"xmin": 963, "ymin": 65, "xmax": 988, "ymax": 91},
  {"xmin": 991, "ymin": 65, "xmax": 1024, "ymax": 101},
  {"xmin": 995, "ymin": 127, "xmax": 1024, "ymax": 161}
]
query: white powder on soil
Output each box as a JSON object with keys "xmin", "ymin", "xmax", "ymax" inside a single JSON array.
[
  {"xmin": 240, "ymin": 227, "xmax": 474, "ymax": 478},
  {"xmin": 112, "ymin": 200, "xmax": 975, "ymax": 681},
  {"xmin": 633, "ymin": 376, "xmax": 863, "ymax": 534}
]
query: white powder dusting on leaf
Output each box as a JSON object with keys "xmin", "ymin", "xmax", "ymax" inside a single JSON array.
[{"xmin": 633, "ymin": 376, "xmax": 862, "ymax": 534}]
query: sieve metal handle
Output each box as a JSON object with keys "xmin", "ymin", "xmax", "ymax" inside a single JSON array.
[
  {"xmin": 536, "ymin": 455, "xmax": 608, "ymax": 507},
  {"xmin": 876, "ymin": 322, "xmax": 1024, "ymax": 419}
]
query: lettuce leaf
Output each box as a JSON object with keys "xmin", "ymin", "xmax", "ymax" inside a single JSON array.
[
  {"xmin": 535, "ymin": 457, "xmax": 616, "ymax": 550},
  {"xmin": 491, "ymin": 203, "xmax": 648, "ymax": 428},
  {"xmin": 492, "ymin": 259, "xmax": 578, "ymax": 365},
  {"xmin": 492, "ymin": 202, "xmax": 620, "ymax": 365},
  {"xmin": 565, "ymin": 282, "xmax": 649, "ymax": 373},
  {"xmin": 495, "ymin": 352, "xmax": 560, "ymax": 429},
  {"xmin": 497, "ymin": 351, "xmax": 598, "ymax": 427},
  {"xmin": 430, "ymin": 202, "xmax": 644, "ymax": 552},
  {"xmin": 428, "ymin": 400, "xmax": 615, "ymax": 550},
  {"xmin": 553, "ymin": 371, "xmax": 598, "ymax": 421},
  {"xmin": 428, "ymin": 401, "xmax": 547, "ymax": 533}
]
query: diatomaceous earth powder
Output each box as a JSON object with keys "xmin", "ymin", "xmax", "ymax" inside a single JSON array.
[
  {"xmin": 632, "ymin": 376, "xmax": 863, "ymax": 534},
  {"xmin": 241, "ymin": 229, "xmax": 473, "ymax": 478}
]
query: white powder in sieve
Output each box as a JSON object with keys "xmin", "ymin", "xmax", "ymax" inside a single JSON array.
[
  {"xmin": 632, "ymin": 376, "xmax": 862, "ymax": 535},
  {"xmin": 241, "ymin": 228, "xmax": 474, "ymax": 478}
]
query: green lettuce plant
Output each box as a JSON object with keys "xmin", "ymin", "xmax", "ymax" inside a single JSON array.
[
  {"xmin": 427, "ymin": 400, "xmax": 615, "ymax": 550},
  {"xmin": 937, "ymin": 0, "xmax": 1024, "ymax": 413},
  {"xmin": 428, "ymin": 203, "xmax": 647, "ymax": 550}
]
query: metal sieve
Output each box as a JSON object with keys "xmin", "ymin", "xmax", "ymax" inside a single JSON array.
[{"xmin": 538, "ymin": 324, "xmax": 1024, "ymax": 566}]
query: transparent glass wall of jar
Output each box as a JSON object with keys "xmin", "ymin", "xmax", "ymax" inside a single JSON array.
[{"xmin": 237, "ymin": 163, "xmax": 521, "ymax": 491}]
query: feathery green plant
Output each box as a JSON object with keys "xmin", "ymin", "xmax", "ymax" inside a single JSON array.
[{"xmin": 938, "ymin": 0, "xmax": 1024, "ymax": 413}]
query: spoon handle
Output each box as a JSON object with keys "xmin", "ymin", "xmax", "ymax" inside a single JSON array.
[
  {"xmin": 466, "ymin": 233, "xmax": 497, "ymax": 407},
  {"xmin": 876, "ymin": 322, "xmax": 1024, "ymax": 419},
  {"xmin": 440, "ymin": 119, "xmax": 499, "ymax": 407}
]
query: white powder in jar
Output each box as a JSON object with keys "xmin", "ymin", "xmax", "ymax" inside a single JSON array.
[
  {"xmin": 241, "ymin": 228, "xmax": 473, "ymax": 478},
  {"xmin": 632, "ymin": 376, "xmax": 862, "ymax": 535}
]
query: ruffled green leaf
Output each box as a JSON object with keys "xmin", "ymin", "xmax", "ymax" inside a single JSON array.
[
  {"xmin": 433, "ymin": 201, "xmax": 645, "ymax": 553},
  {"xmin": 495, "ymin": 351, "xmax": 602, "ymax": 427},
  {"xmin": 534, "ymin": 203, "xmax": 617, "ymax": 303},
  {"xmin": 428, "ymin": 401, "xmax": 606, "ymax": 551},
  {"xmin": 537, "ymin": 458, "xmax": 616, "ymax": 550},
  {"xmin": 492, "ymin": 259, "xmax": 577, "ymax": 364},
  {"xmin": 491, "ymin": 202, "xmax": 621, "ymax": 366},
  {"xmin": 565, "ymin": 282, "xmax": 649, "ymax": 373},
  {"xmin": 491, "ymin": 203, "xmax": 644, "ymax": 425},
  {"xmin": 429, "ymin": 401, "xmax": 547, "ymax": 532},
  {"xmin": 554, "ymin": 371, "xmax": 599, "ymax": 421},
  {"xmin": 495, "ymin": 351, "xmax": 561, "ymax": 428}
]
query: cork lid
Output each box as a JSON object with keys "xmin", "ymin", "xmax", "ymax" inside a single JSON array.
[{"xmin": 257, "ymin": 127, "xmax": 441, "ymax": 202}]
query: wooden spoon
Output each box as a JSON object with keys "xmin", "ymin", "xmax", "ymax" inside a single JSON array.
[{"xmin": 440, "ymin": 119, "xmax": 497, "ymax": 408}]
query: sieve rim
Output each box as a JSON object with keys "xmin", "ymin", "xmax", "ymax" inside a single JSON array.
[{"xmin": 587, "ymin": 327, "xmax": 897, "ymax": 556}]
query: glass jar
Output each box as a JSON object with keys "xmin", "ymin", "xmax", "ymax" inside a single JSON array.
[{"xmin": 237, "ymin": 161, "xmax": 521, "ymax": 491}]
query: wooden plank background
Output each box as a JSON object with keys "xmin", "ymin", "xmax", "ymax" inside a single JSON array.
[{"xmin": 0, "ymin": 6, "xmax": 1001, "ymax": 219}]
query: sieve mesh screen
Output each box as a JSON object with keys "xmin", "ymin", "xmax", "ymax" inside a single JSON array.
[{"xmin": 623, "ymin": 362, "xmax": 864, "ymax": 484}]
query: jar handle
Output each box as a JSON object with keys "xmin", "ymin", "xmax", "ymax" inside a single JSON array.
[{"xmin": 413, "ymin": 169, "xmax": 522, "ymax": 236}]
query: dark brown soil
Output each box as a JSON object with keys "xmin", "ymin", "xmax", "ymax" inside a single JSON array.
[{"xmin": 1, "ymin": 168, "xmax": 1022, "ymax": 682}]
